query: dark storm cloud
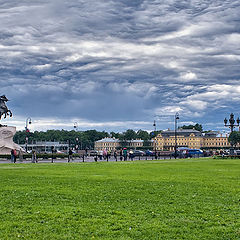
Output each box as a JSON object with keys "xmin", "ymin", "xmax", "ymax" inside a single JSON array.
[{"xmin": 0, "ymin": 0, "xmax": 240, "ymax": 131}]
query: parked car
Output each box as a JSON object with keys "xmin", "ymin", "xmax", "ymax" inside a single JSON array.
[
  {"xmin": 90, "ymin": 150, "xmax": 98, "ymax": 156},
  {"xmin": 133, "ymin": 150, "xmax": 145, "ymax": 157},
  {"xmin": 172, "ymin": 148, "xmax": 204, "ymax": 158},
  {"xmin": 187, "ymin": 149, "xmax": 203, "ymax": 157},
  {"xmin": 56, "ymin": 150, "xmax": 65, "ymax": 154},
  {"xmin": 235, "ymin": 150, "xmax": 240, "ymax": 155},
  {"xmin": 181, "ymin": 149, "xmax": 203, "ymax": 158},
  {"xmin": 145, "ymin": 150, "xmax": 154, "ymax": 156}
]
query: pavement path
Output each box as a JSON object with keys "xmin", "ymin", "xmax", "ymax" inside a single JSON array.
[{"xmin": 0, "ymin": 155, "xmax": 173, "ymax": 164}]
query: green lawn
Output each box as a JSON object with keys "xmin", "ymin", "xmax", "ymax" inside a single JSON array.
[{"xmin": 0, "ymin": 158, "xmax": 239, "ymax": 240}]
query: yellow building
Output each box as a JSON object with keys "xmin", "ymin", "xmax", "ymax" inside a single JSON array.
[
  {"xmin": 155, "ymin": 129, "xmax": 203, "ymax": 151},
  {"xmin": 94, "ymin": 138, "xmax": 120, "ymax": 151},
  {"xmin": 202, "ymin": 132, "xmax": 231, "ymax": 149},
  {"xmin": 155, "ymin": 130, "xmax": 231, "ymax": 151}
]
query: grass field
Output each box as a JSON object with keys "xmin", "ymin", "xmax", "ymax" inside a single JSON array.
[{"xmin": 0, "ymin": 158, "xmax": 239, "ymax": 240}]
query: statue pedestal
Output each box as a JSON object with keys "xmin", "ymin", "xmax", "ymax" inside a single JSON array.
[{"xmin": 0, "ymin": 126, "xmax": 23, "ymax": 154}]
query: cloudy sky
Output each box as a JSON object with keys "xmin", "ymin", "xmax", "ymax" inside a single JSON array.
[{"xmin": 1, "ymin": 0, "xmax": 240, "ymax": 132}]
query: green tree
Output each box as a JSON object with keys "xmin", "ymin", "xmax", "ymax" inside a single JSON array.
[
  {"xmin": 110, "ymin": 132, "xmax": 121, "ymax": 139},
  {"xmin": 136, "ymin": 130, "xmax": 150, "ymax": 140},
  {"xmin": 13, "ymin": 129, "xmax": 109, "ymax": 150},
  {"xmin": 123, "ymin": 129, "xmax": 137, "ymax": 140},
  {"xmin": 149, "ymin": 130, "xmax": 161, "ymax": 139},
  {"xmin": 143, "ymin": 139, "xmax": 153, "ymax": 150},
  {"xmin": 181, "ymin": 123, "xmax": 203, "ymax": 132},
  {"xmin": 118, "ymin": 129, "xmax": 137, "ymax": 149},
  {"xmin": 228, "ymin": 131, "xmax": 240, "ymax": 146}
]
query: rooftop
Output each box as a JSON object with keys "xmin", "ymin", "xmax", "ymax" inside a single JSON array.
[
  {"xmin": 95, "ymin": 138, "xmax": 153, "ymax": 143},
  {"xmin": 95, "ymin": 138, "xmax": 120, "ymax": 143},
  {"xmin": 160, "ymin": 129, "xmax": 203, "ymax": 137},
  {"xmin": 203, "ymin": 131, "xmax": 229, "ymax": 138}
]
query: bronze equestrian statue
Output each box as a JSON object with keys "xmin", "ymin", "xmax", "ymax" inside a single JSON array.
[{"xmin": 0, "ymin": 95, "xmax": 12, "ymax": 120}]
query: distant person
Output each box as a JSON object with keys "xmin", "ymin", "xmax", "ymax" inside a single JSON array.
[
  {"xmin": 107, "ymin": 150, "xmax": 111, "ymax": 161},
  {"xmin": 51, "ymin": 147, "xmax": 55, "ymax": 163},
  {"xmin": 123, "ymin": 148, "xmax": 128, "ymax": 161},
  {"xmin": 103, "ymin": 149, "xmax": 107, "ymax": 160},
  {"xmin": 19, "ymin": 149, "xmax": 23, "ymax": 162},
  {"xmin": 31, "ymin": 150, "xmax": 37, "ymax": 163},
  {"xmin": 114, "ymin": 150, "xmax": 117, "ymax": 161},
  {"xmin": 98, "ymin": 150, "xmax": 103, "ymax": 160},
  {"xmin": 10, "ymin": 149, "xmax": 14, "ymax": 163},
  {"xmin": 129, "ymin": 150, "xmax": 134, "ymax": 161},
  {"xmin": 94, "ymin": 154, "xmax": 98, "ymax": 162},
  {"xmin": 120, "ymin": 149, "xmax": 123, "ymax": 161},
  {"xmin": 13, "ymin": 149, "xmax": 17, "ymax": 163},
  {"xmin": 68, "ymin": 148, "xmax": 73, "ymax": 162}
]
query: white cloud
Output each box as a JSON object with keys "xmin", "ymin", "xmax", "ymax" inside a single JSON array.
[
  {"xmin": 2, "ymin": 116, "xmax": 152, "ymax": 132},
  {"xmin": 180, "ymin": 72, "xmax": 197, "ymax": 81},
  {"xmin": 33, "ymin": 64, "xmax": 52, "ymax": 70},
  {"xmin": 154, "ymin": 106, "xmax": 183, "ymax": 116},
  {"xmin": 0, "ymin": 0, "xmax": 239, "ymax": 132},
  {"xmin": 180, "ymin": 100, "xmax": 207, "ymax": 111}
]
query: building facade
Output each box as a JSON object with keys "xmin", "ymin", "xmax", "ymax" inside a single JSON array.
[
  {"xmin": 94, "ymin": 138, "xmax": 153, "ymax": 151},
  {"xmin": 202, "ymin": 132, "xmax": 231, "ymax": 149},
  {"xmin": 20, "ymin": 141, "xmax": 69, "ymax": 153},
  {"xmin": 155, "ymin": 129, "xmax": 203, "ymax": 151},
  {"xmin": 94, "ymin": 138, "xmax": 120, "ymax": 151},
  {"xmin": 155, "ymin": 129, "xmax": 232, "ymax": 151},
  {"xmin": 95, "ymin": 131, "xmax": 233, "ymax": 152}
]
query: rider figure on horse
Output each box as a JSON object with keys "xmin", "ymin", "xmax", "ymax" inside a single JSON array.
[{"xmin": 0, "ymin": 95, "xmax": 12, "ymax": 120}]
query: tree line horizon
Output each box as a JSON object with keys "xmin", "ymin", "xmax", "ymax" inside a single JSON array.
[
  {"xmin": 13, "ymin": 124, "xmax": 204, "ymax": 149},
  {"xmin": 14, "ymin": 123, "xmax": 240, "ymax": 150}
]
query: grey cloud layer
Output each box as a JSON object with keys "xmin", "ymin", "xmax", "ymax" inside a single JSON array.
[{"xmin": 0, "ymin": 0, "xmax": 240, "ymax": 130}]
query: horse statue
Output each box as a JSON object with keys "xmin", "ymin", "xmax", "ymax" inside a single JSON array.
[{"xmin": 0, "ymin": 95, "xmax": 12, "ymax": 120}]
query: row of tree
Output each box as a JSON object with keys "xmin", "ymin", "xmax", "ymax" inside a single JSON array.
[
  {"xmin": 13, "ymin": 123, "xmax": 208, "ymax": 150},
  {"xmin": 13, "ymin": 129, "xmax": 155, "ymax": 150},
  {"xmin": 181, "ymin": 123, "xmax": 203, "ymax": 132}
]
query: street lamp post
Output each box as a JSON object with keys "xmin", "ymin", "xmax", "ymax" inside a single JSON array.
[
  {"xmin": 68, "ymin": 139, "xmax": 70, "ymax": 151},
  {"xmin": 153, "ymin": 120, "xmax": 157, "ymax": 159},
  {"xmin": 25, "ymin": 117, "xmax": 32, "ymax": 132},
  {"xmin": 74, "ymin": 122, "xmax": 80, "ymax": 152},
  {"xmin": 75, "ymin": 137, "xmax": 79, "ymax": 153},
  {"xmin": 25, "ymin": 117, "xmax": 32, "ymax": 152},
  {"xmin": 25, "ymin": 137, "xmax": 28, "ymax": 153},
  {"xmin": 74, "ymin": 122, "xmax": 78, "ymax": 131},
  {"xmin": 174, "ymin": 113, "xmax": 179, "ymax": 159},
  {"xmin": 224, "ymin": 113, "xmax": 240, "ymax": 155}
]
